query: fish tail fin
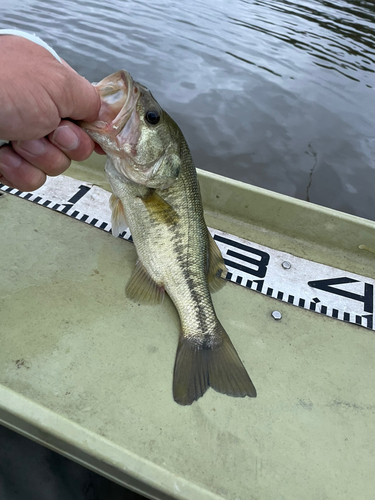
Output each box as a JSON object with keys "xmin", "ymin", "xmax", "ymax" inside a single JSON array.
[{"xmin": 173, "ymin": 322, "xmax": 256, "ymax": 406}]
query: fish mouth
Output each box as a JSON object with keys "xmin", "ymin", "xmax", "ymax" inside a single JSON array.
[
  {"xmin": 80, "ymin": 70, "xmax": 175, "ymax": 189},
  {"xmin": 80, "ymin": 70, "xmax": 141, "ymax": 152}
]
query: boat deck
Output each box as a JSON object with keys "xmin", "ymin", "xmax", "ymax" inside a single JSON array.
[{"xmin": 1, "ymin": 155, "xmax": 374, "ymax": 500}]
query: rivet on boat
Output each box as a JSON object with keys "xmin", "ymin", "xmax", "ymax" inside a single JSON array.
[{"xmin": 271, "ymin": 311, "xmax": 282, "ymax": 320}]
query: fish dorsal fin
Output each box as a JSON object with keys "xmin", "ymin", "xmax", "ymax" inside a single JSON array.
[
  {"xmin": 140, "ymin": 191, "xmax": 179, "ymax": 226},
  {"xmin": 109, "ymin": 194, "xmax": 128, "ymax": 237},
  {"xmin": 126, "ymin": 260, "xmax": 165, "ymax": 305},
  {"xmin": 207, "ymin": 231, "xmax": 227, "ymax": 293}
]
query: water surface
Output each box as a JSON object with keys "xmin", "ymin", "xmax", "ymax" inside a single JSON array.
[{"xmin": 1, "ymin": 0, "xmax": 375, "ymax": 219}]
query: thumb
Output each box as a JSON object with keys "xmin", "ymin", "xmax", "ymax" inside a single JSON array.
[{"xmin": 57, "ymin": 61, "xmax": 101, "ymax": 123}]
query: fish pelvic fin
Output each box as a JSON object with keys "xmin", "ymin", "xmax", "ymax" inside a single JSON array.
[
  {"xmin": 126, "ymin": 260, "xmax": 165, "ymax": 305},
  {"xmin": 207, "ymin": 231, "xmax": 227, "ymax": 293},
  {"xmin": 173, "ymin": 322, "xmax": 256, "ymax": 406},
  {"xmin": 109, "ymin": 193, "xmax": 128, "ymax": 237},
  {"xmin": 140, "ymin": 191, "xmax": 179, "ymax": 226}
]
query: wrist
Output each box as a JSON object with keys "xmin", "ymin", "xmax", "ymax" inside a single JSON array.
[{"xmin": 0, "ymin": 29, "xmax": 61, "ymax": 63}]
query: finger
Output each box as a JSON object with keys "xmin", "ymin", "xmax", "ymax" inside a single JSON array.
[
  {"xmin": 0, "ymin": 173, "xmax": 18, "ymax": 189},
  {"xmin": 94, "ymin": 143, "xmax": 106, "ymax": 155},
  {"xmin": 13, "ymin": 138, "xmax": 71, "ymax": 177},
  {"xmin": 55, "ymin": 67, "xmax": 101, "ymax": 122},
  {"xmin": 48, "ymin": 120, "xmax": 96, "ymax": 162},
  {"xmin": 0, "ymin": 146, "xmax": 46, "ymax": 191}
]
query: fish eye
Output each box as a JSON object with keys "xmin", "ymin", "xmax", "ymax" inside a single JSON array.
[{"xmin": 145, "ymin": 110, "xmax": 160, "ymax": 125}]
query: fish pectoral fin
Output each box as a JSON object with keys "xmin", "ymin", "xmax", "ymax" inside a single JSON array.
[
  {"xmin": 109, "ymin": 193, "xmax": 128, "ymax": 237},
  {"xmin": 173, "ymin": 322, "xmax": 257, "ymax": 406},
  {"xmin": 207, "ymin": 231, "xmax": 227, "ymax": 293},
  {"xmin": 140, "ymin": 191, "xmax": 179, "ymax": 226},
  {"xmin": 126, "ymin": 259, "xmax": 165, "ymax": 305}
]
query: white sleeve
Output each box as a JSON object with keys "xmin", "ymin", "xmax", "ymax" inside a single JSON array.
[{"xmin": 0, "ymin": 29, "xmax": 62, "ymax": 63}]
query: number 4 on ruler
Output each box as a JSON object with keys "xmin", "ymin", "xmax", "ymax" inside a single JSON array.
[{"xmin": 308, "ymin": 277, "xmax": 374, "ymax": 314}]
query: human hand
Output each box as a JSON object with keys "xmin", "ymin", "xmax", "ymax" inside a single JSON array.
[{"xmin": 0, "ymin": 35, "xmax": 103, "ymax": 191}]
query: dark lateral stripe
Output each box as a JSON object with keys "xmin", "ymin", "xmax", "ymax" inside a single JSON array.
[
  {"xmin": 80, "ymin": 214, "xmax": 89, "ymax": 222},
  {"xmin": 277, "ymin": 291, "xmax": 284, "ymax": 300},
  {"xmin": 100, "ymin": 222, "xmax": 108, "ymax": 230},
  {"xmin": 71, "ymin": 210, "xmax": 79, "ymax": 218},
  {"xmin": 332, "ymin": 309, "xmax": 339, "ymax": 318},
  {"xmin": 42, "ymin": 200, "xmax": 51, "ymax": 207},
  {"xmin": 298, "ymin": 298, "xmax": 305, "ymax": 308},
  {"xmin": 288, "ymin": 295, "xmax": 294, "ymax": 304},
  {"xmin": 355, "ymin": 315, "xmax": 362, "ymax": 325},
  {"xmin": 90, "ymin": 218, "xmax": 99, "ymax": 226},
  {"xmin": 246, "ymin": 279, "xmax": 252, "ymax": 288},
  {"xmin": 236, "ymin": 276, "xmax": 242, "ymax": 285},
  {"xmin": 343, "ymin": 312, "xmax": 350, "ymax": 322},
  {"xmin": 321, "ymin": 305, "xmax": 327, "ymax": 315},
  {"xmin": 24, "ymin": 193, "xmax": 32, "ymax": 200},
  {"xmin": 266, "ymin": 287, "xmax": 273, "ymax": 296},
  {"xmin": 34, "ymin": 196, "xmax": 42, "ymax": 203},
  {"xmin": 310, "ymin": 302, "xmax": 316, "ymax": 311}
]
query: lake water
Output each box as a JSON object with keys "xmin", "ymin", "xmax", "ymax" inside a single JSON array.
[{"xmin": 1, "ymin": 0, "xmax": 375, "ymax": 220}]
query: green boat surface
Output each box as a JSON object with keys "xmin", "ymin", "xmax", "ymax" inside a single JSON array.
[{"xmin": 0, "ymin": 154, "xmax": 374, "ymax": 500}]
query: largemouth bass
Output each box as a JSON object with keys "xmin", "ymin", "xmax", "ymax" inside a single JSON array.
[{"xmin": 80, "ymin": 70, "xmax": 256, "ymax": 405}]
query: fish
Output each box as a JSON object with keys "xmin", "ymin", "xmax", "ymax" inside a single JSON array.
[{"xmin": 80, "ymin": 70, "xmax": 256, "ymax": 405}]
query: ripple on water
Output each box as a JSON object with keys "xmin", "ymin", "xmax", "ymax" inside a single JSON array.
[{"xmin": 1, "ymin": 0, "xmax": 375, "ymax": 219}]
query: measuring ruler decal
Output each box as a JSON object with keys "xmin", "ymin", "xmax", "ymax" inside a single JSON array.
[
  {"xmin": 1, "ymin": 176, "xmax": 374, "ymax": 331},
  {"xmin": 212, "ymin": 230, "xmax": 373, "ymax": 330}
]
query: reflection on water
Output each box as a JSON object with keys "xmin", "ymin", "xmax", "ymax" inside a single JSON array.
[
  {"xmin": 1, "ymin": 0, "xmax": 375, "ymax": 219},
  {"xmin": 230, "ymin": 0, "xmax": 375, "ymax": 82}
]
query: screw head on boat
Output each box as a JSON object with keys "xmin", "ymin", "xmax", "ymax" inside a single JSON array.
[
  {"xmin": 282, "ymin": 261, "xmax": 291, "ymax": 269},
  {"xmin": 271, "ymin": 310, "xmax": 282, "ymax": 320}
]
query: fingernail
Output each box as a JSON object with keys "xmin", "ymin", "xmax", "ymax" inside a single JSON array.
[
  {"xmin": 17, "ymin": 139, "xmax": 46, "ymax": 155},
  {"xmin": 0, "ymin": 148, "xmax": 21, "ymax": 168},
  {"xmin": 52, "ymin": 126, "xmax": 80, "ymax": 151}
]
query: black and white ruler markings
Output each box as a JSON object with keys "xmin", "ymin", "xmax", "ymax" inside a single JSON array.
[{"xmin": 1, "ymin": 176, "xmax": 374, "ymax": 331}]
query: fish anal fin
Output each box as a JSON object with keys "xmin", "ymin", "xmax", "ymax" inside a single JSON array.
[
  {"xmin": 140, "ymin": 191, "xmax": 179, "ymax": 226},
  {"xmin": 109, "ymin": 193, "xmax": 128, "ymax": 237},
  {"xmin": 173, "ymin": 322, "xmax": 256, "ymax": 406},
  {"xmin": 126, "ymin": 260, "xmax": 165, "ymax": 305},
  {"xmin": 207, "ymin": 231, "xmax": 227, "ymax": 293}
]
